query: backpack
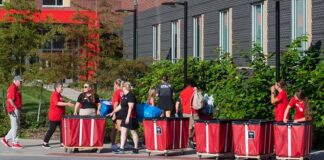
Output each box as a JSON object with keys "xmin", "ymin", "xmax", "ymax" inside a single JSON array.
[{"xmin": 192, "ymin": 90, "xmax": 204, "ymax": 110}]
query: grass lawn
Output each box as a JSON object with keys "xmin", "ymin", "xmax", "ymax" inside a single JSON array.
[{"xmin": 0, "ymin": 84, "xmax": 75, "ymax": 114}]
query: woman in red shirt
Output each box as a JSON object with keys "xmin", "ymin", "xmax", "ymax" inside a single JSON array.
[
  {"xmin": 110, "ymin": 79, "xmax": 123, "ymax": 151},
  {"xmin": 271, "ymin": 80, "xmax": 288, "ymax": 122},
  {"xmin": 283, "ymin": 90, "xmax": 312, "ymax": 123},
  {"xmin": 42, "ymin": 83, "xmax": 74, "ymax": 149}
]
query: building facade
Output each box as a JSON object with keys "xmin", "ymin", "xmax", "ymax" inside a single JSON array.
[{"xmin": 122, "ymin": 0, "xmax": 324, "ymax": 66}]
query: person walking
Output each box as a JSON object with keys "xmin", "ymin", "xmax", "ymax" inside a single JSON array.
[
  {"xmin": 110, "ymin": 79, "xmax": 124, "ymax": 151},
  {"xmin": 175, "ymin": 79, "xmax": 199, "ymax": 148},
  {"xmin": 1, "ymin": 76, "xmax": 23, "ymax": 149},
  {"xmin": 271, "ymin": 80, "xmax": 289, "ymax": 122},
  {"xmin": 42, "ymin": 82, "xmax": 74, "ymax": 149},
  {"xmin": 283, "ymin": 90, "xmax": 312, "ymax": 123},
  {"xmin": 74, "ymin": 82, "xmax": 101, "ymax": 116},
  {"xmin": 156, "ymin": 75, "xmax": 174, "ymax": 117},
  {"xmin": 108, "ymin": 82, "xmax": 139, "ymax": 154}
]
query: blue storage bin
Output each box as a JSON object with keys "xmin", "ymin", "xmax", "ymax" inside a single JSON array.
[
  {"xmin": 144, "ymin": 105, "xmax": 162, "ymax": 118},
  {"xmin": 100, "ymin": 100, "xmax": 112, "ymax": 117}
]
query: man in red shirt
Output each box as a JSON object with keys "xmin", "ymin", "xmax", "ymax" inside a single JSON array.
[
  {"xmin": 175, "ymin": 79, "xmax": 199, "ymax": 148},
  {"xmin": 271, "ymin": 80, "xmax": 288, "ymax": 122},
  {"xmin": 1, "ymin": 76, "xmax": 23, "ymax": 149},
  {"xmin": 42, "ymin": 83, "xmax": 74, "ymax": 149}
]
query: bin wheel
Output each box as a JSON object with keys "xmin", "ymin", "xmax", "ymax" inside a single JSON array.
[
  {"xmin": 148, "ymin": 152, "xmax": 151, "ymax": 156},
  {"xmin": 96, "ymin": 149, "xmax": 101, "ymax": 153},
  {"xmin": 215, "ymin": 158, "xmax": 219, "ymax": 160},
  {"xmin": 64, "ymin": 148, "xmax": 68, "ymax": 152},
  {"xmin": 182, "ymin": 151, "xmax": 185, "ymax": 155},
  {"xmin": 164, "ymin": 153, "xmax": 168, "ymax": 156},
  {"xmin": 198, "ymin": 155, "xmax": 202, "ymax": 159},
  {"xmin": 92, "ymin": 148, "xmax": 98, "ymax": 152},
  {"xmin": 73, "ymin": 148, "xmax": 79, "ymax": 153}
]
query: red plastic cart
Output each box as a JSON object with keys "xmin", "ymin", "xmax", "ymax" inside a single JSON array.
[
  {"xmin": 232, "ymin": 120, "xmax": 274, "ymax": 159},
  {"xmin": 274, "ymin": 121, "xmax": 312, "ymax": 160},
  {"xmin": 143, "ymin": 117, "xmax": 189, "ymax": 156},
  {"xmin": 195, "ymin": 119, "xmax": 234, "ymax": 159},
  {"xmin": 61, "ymin": 115, "xmax": 106, "ymax": 153}
]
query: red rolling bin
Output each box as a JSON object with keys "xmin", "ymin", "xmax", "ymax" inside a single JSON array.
[
  {"xmin": 143, "ymin": 117, "xmax": 189, "ymax": 156},
  {"xmin": 274, "ymin": 121, "xmax": 312, "ymax": 160},
  {"xmin": 194, "ymin": 119, "xmax": 234, "ymax": 159},
  {"xmin": 61, "ymin": 115, "xmax": 106, "ymax": 153},
  {"xmin": 232, "ymin": 120, "xmax": 274, "ymax": 159}
]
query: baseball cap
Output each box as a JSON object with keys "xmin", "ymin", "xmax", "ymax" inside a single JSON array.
[{"xmin": 13, "ymin": 75, "xmax": 23, "ymax": 82}]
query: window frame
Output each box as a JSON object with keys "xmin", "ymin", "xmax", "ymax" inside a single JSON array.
[
  {"xmin": 219, "ymin": 8, "xmax": 232, "ymax": 56},
  {"xmin": 193, "ymin": 14, "xmax": 204, "ymax": 60},
  {"xmin": 252, "ymin": 3, "xmax": 264, "ymax": 48},
  {"xmin": 152, "ymin": 24, "xmax": 161, "ymax": 62},
  {"xmin": 42, "ymin": 0, "xmax": 64, "ymax": 7},
  {"xmin": 292, "ymin": 0, "xmax": 311, "ymax": 52},
  {"xmin": 171, "ymin": 19, "xmax": 181, "ymax": 63}
]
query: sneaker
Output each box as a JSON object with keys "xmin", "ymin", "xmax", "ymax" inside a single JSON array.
[
  {"xmin": 42, "ymin": 143, "xmax": 51, "ymax": 149},
  {"xmin": 124, "ymin": 143, "xmax": 133, "ymax": 149},
  {"xmin": 12, "ymin": 143, "xmax": 23, "ymax": 149},
  {"xmin": 132, "ymin": 148, "xmax": 139, "ymax": 154},
  {"xmin": 111, "ymin": 144, "xmax": 118, "ymax": 152},
  {"xmin": 1, "ymin": 137, "xmax": 10, "ymax": 148},
  {"xmin": 114, "ymin": 148, "xmax": 125, "ymax": 154}
]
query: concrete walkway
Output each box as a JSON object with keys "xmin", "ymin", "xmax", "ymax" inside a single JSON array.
[
  {"xmin": 44, "ymin": 85, "xmax": 81, "ymax": 101},
  {"xmin": 0, "ymin": 139, "xmax": 324, "ymax": 160}
]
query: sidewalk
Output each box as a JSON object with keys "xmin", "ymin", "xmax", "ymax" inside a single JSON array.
[
  {"xmin": 0, "ymin": 139, "xmax": 198, "ymax": 160},
  {"xmin": 1, "ymin": 139, "xmax": 324, "ymax": 160}
]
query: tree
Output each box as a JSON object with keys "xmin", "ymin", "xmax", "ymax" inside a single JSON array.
[{"xmin": 0, "ymin": 0, "xmax": 58, "ymax": 84}]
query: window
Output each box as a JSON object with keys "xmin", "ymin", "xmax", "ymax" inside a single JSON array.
[
  {"xmin": 152, "ymin": 24, "xmax": 161, "ymax": 62},
  {"xmin": 292, "ymin": 0, "xmax": 311, "ymax": 51},
  {"xmin": 171, "ymin": 20, "xmax": 180, "ymax": 63},
  {"xmin": 219, "ymin": 9, "xmax": 232, "ymax": 55},
  {"xmin": 43, "ymin": 0, "xmax": 63, "ymax": 7},
  {"xmin": 41, "ymin": 35, "xmax": 65, "ymax": 52},
  {"xmin": 252, "ymin": 3, "xmax": 264, "ymax": 47},
  {"xmin": 193, "ymin": 15, "xmax": 204, "ymax": 59}
]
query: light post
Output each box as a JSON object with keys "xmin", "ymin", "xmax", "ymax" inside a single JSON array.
[
  {"xmin": 162, "ymin": 1, "xmax": 188, "ymax": 87},
  {"xmin": 116, "ymin": 0, "xmax": 138, "ymax": 60},
  {"xmin": 275, "ymin": 0, "xmax": 280, "ymax": 81}
]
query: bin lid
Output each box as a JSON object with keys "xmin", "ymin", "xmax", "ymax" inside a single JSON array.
[
  {"xmin": 143, "ymin": 117, "xmax": 189, "ymax": 121},
  {"xmin": 232, "ymin": 119, "xmax": 273, "ymax": 124},
  {"xmin": 274, "ymin": 121, "xmax": 312, "ymax": 126},
  {"xmin": 195, "ymin": 119, "xmax": 232, "ymax": 124},
  {"xmin": 63, "ymin": 115, "xmax": 106, "ymax": 119}
]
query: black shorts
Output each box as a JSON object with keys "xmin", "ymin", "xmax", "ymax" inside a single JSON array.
[
  {"xmin": 121, "ymin": 118, "xmax": 139, "ymax": 130},
  {"xmin": 158, "ymin": 96, "xmax": 174, "ymax": 111},
  {"xmin": 115, "ymin": 111, "xmax": 123, "ymax": 120}
]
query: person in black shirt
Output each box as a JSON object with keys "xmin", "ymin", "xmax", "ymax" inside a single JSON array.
[
  {"xmin": 156, "ymin": 75, "xmax": 174, "ymax": 117},
  {"xmin": 74, "ymin": 82, "xmax": 101, "ymax": 116},
  {"xmin": 108, "ymin": 82, "xmax": 139, "ymax": 154}
]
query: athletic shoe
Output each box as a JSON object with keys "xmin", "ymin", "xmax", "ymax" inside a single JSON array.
[
  {"xmin": 42, "ymin": 143, "xmax": 51, "ymax": 149},
  {"xmin": 114, "ymin": 148, "xmax": 125, "ymax": 154},
  {"xmin": 132, "ymin": 148, "xmax": 139, "ymax": 154},
  {"xmin": 12, "ymin": 143, "xmax": 23, "ymax": 149},
  {"xmin": 111, "ymin": 144, "xmax": 118, "ymax": 152},
  {"xmin": 1, "ymin": 137, "xmax": 10, "ymax": 148}
]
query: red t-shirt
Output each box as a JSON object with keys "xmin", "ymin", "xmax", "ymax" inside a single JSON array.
[
  {"xmin": 179, "ymin": 86, "xmax": 197, "ymax": 114},
  {"xmin": 274, "ymin": 90, "xmax": 288, "ymax": 121},
  {"xmin": 48, "ymin": 91, "xmax": 65, "ymax": 121},
  {"xmin": 288, "ymin": 96, "xmax": 305, "ymax": 120},
  {"xmin": 6, "ymin": 83, "xmax": 22, "ymax": 112},
  {"xmin": 112, "ymin": 89, "xmax": 123, "ymax": 108}
]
